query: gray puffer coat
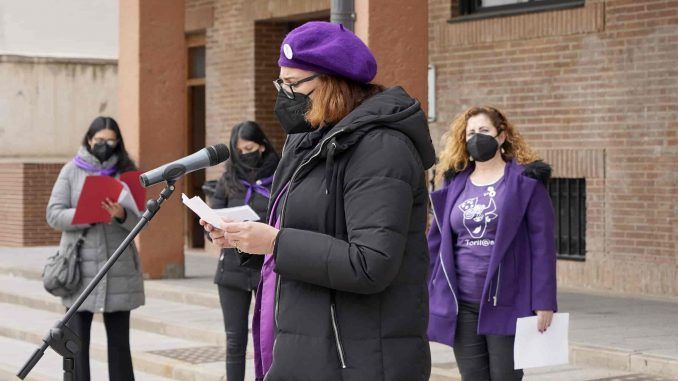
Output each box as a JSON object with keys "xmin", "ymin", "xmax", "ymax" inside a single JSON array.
[{"xmin": 46, "ymin": 147, "xmax": 145, "ymax": 313}]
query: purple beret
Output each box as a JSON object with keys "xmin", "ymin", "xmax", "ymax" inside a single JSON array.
[{"xmin": 278, "ymin": 21, "xmax": 377, "ymax": 83}]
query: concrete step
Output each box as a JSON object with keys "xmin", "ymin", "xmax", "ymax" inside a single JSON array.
[
  {"xmin": 413, "ymin": 340, "xmax": 669, "ymax": 381},
  {"xmin": 0, "ymin": 335, "xmax": 179, "ymax": 381},
  {"xmin": 0, "ymin": 274, "xmax": 226, "ymax": 347},
  {"xmin": 144, "ymin": 279, "xmax": 220, "ymax": 309},
  {"xmin": 0, "ymin": 254, "xmax": 222, "ymax": 310},
  {"xmin": 523, "ymin": 364, "xmax": 668, "ymax": 381},
  {"xmin": 0, "ymin": 302, "xmax": 248, "ymax": 381},
  {"xmin": 1, "ymin": 248, "xmax": 677, "ymax": 380}
]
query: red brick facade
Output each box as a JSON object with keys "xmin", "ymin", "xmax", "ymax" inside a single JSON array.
[
  {"xmin": 188, "ymin": 0, "xmax": 329, "ymax": 180},
  {"xmin": 0, "ymin": 162, "xmax": 63, "ymax": 246},
  {"xmin": 4, "ymin": 1, "xmax": 671, "ymax": 293},
  {"xmin": 429, "ymin": 0, "xmax": 677, "ymax": 296},
  {"xmin": 2, "ymin": 0, "xmax": 663, "ymax": 293},
  {"xmin": 181, "ymin": 0, "xmax": 678, "ymax": 296},
  {"xmin": 182, "ymin": 0, "xmax": 676, "ymax": 296}
]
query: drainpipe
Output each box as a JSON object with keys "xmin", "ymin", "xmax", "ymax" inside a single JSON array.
[{"xmin": 331, "ymin": 0, "xmax": 355, "ymax": 32}]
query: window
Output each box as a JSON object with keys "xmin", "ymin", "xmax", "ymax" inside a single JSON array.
[
  {"xmin": 457, "ymin": 0, "xmax": 585, "ymax": 20},
  {"xmin": 547, "ymin": 178, "xmax": 586, "ymax": 261}
]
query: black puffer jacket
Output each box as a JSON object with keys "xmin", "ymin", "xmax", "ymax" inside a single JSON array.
[
  {"xmin": 211, "ymin": 151, "xmax": 278, "ymax": 289},
  {"xmin": 253, "ymin": 87, "xmax": 436, "ymax": 381}
]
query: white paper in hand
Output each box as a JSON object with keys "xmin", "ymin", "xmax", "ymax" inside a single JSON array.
[
  {"xmin": 214, "ymin": 206, "xmax": 260, "ymax": 222},
  {"xmin": 181, "ymin": 193, "xmax": 224, "ymax": 228},
  {"xmin": 118, "ymin": 183, "xmax": 143, "ymax": 217},
  {"xmin": 514, "ymin": 312, "xmax": 569, "ymax": 370}
]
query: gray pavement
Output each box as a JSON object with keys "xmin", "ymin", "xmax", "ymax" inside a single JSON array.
[{"xmin": 0, "ymin": 246, "xmax": 675, "ymax": 380}]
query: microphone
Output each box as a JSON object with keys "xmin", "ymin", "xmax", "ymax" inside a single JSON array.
[{"xmin": 140, "ymin": 144, "xmax": 230, "ymax": 187}]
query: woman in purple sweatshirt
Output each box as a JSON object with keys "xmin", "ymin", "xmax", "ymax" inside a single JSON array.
[{"xmin": 427, "ymin": 106, "xmax": 557, "ymax": 381}]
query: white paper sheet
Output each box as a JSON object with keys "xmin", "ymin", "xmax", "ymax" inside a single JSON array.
[
  {"xmin": 514, "ymin": 312, "xmax": 569, "ymax": 370},
  {"xmin": 181, "ymin": 193, "xmax": 224, "ymax": 228},
  {"xmin": 118, "ymin": 183, "xmax": 143, "ymax": 217},
  {"xmin": 214, "ymin": 205, "xmax": 260, "ymax": 222}
]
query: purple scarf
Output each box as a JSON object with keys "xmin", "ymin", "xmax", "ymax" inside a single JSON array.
[
  {"xmin": 239, "ymin": 175, "xmax": 274, "ymax": 204},
  {"xmin": 73, "ymin": 155, "xmax": 117, "ymax": 176},
  {"xmin": 253, "ymin": 181, "xmax": 290, "ymax": 379}
]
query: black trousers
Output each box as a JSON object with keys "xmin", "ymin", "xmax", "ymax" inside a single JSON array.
[
  {"xmin": 218, "ymin": 285, "xmax": 255, "ymax": 381},
  {"xmin": 65, "ymin": 310, "xmax": 134, "ymax": 381},
  {"xmin": 453, "ymin": 302, "xmax": 523, "ymax": 381}
]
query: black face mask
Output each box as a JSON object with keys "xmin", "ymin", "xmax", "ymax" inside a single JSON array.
[
  {"xmin": 239, "ymin": 150, "xmax": 263, "ymax": 168},
  {"xmin": 91, "ymin": 142, "xmax": 116, "ymax": 163},
  {"xmin": 466, "ymin": 132, "xmax": 500, "ymax": 162},
  {"xmin": 274, "ymin": 91, "xmax": 314, "ymax": 134}
]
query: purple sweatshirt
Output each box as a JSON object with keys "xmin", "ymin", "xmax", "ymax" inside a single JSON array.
[{"xmin": 451, "ymin": 177, "xmax": 506, "ymax": 303}]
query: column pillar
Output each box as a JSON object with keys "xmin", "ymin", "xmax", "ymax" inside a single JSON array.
[{"xmin": 118, "ymin": 0, "xmax": 186, "ymax": 278}]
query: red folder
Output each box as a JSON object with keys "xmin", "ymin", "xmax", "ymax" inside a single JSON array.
[
  {"xmin": 72, "ymin": 176, "xmax": 123, "ymax": 224},
  {"xmin": 71, "ymin": 171, "xmax": 146, "ymax": 225},
  {"xmin": 119, "ymin": 171, "xmax": 146, "ymax": 211}
]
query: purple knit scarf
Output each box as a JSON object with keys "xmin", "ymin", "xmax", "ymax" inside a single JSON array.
[{"xmin": 73, "ymin": 155, "xmax": 117, "ymax": 176}]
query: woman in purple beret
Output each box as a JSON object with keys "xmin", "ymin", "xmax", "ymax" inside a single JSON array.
[
  {"xmin": 202, "ymin": 21, "xmax": 435, "ymax": 381},
  {"xmin": 428, "ymin": 106, "xmax": 557, "ymax": 381}
]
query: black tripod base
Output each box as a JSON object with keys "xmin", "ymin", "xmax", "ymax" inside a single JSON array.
[
  {"xmin": 16, "ymin": 326, "xmax": 80, "ymax": 381},
  {"xmin": 63, "ymin": 357, "xmax": 75, "ymax": 381},
  {"xmin": 51, "ymin": 325, "xmax": 80, "ymax": 381},
  {"xmin": 18, "ymin": 180, "xmax": 176, "ymax": 380}
]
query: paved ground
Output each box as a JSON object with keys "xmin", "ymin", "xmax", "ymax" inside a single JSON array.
[{"xmin": 0, "ymin": 246, "xmax": 675, "ymax": 380}]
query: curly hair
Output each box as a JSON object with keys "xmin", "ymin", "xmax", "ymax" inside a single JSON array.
[{"xmin": 435, "ymin": 106, "xmax": 540, "ymax": 185}]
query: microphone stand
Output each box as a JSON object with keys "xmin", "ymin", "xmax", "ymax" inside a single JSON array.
[{"xmin": 17, "ymin": 180, "xmax": 177, "ymax": 381}]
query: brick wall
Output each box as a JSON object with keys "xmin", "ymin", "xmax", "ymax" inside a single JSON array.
[
  {"xmin": 198, "ymin": 0, "xmax": 329, "ymax": 181},
  {"xmin": 254, "ymin": 19, "xmax": 329, "ymax": 152},
  {"xmin": 429, "ymin": 0, "xmax": 678, "ymax": 296},
  {"xmin": 0, "ymin": 162, "xmax": 63, "ymax": 247},
  {"xmin": 255, "ymin": 21, "xmax": 292, "ymax": 151},
  {"xmin": 0, "ymin": 163, "xmax": 24, "ymax": 246},
  {"xmin": 185, "ymin": 0, "xmax": 675, "ymax": 296},
  {"xmin": 23, "ymin": 163, "xmax": 64, "ymax": 246}
]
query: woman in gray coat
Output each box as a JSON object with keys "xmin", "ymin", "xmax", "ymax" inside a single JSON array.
[{"xmin": 46, "ymin": 116, "xmax": 144, "ymax": 381}]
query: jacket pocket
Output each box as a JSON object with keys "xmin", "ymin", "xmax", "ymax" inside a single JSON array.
[{"xmin": 330, "ymin": 292, "xmax": 348, "ymax": 369}]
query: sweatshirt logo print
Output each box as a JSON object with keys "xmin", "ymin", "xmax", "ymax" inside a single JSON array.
[{"xmin": 458, "ymin": 186, "xmax": 498, "ymax": 239}]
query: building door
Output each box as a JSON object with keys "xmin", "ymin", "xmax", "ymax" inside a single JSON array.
[{"xmin": 186, "ymin": 33, "xmax": 206, "ymax": 248}]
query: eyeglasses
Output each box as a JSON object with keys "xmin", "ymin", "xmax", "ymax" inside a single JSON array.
[
  {"xmin": 92, "ymin": 138, "xmax": 118, "ymax": 147},
  {"xmin": 273, "ymin": 74, "xmax": 319, "ymax": 99}
]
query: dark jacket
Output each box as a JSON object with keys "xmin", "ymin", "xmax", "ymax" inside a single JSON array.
[
  {"xmin": 211, "ymin": 151, "xmax": 278, "ymax": 290},
  {"xmin": 246, "ymin": 87, "xmax": 436, "ymax": 381},
  {"xmin": 427, "ymin": 160, "xmax": 557, "ymax": 347}
]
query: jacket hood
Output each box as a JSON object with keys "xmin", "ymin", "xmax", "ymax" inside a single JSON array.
[{"xmin": 326, "ymin": 86, "xmax": 436, "ymax": 170}]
